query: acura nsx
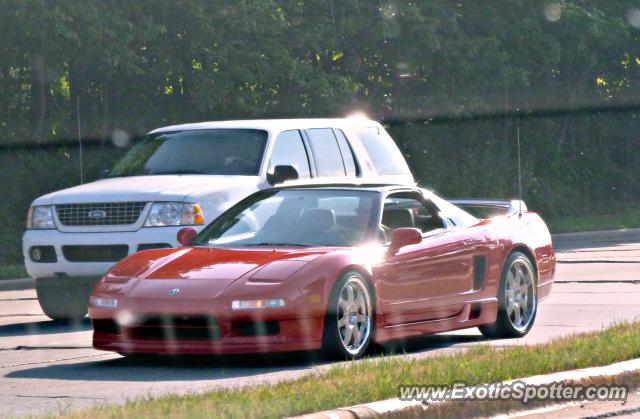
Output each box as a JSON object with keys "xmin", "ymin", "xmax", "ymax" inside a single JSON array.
[{"xmin": 89, "ymin": 184, "xmax": 555, "ymax": 358}]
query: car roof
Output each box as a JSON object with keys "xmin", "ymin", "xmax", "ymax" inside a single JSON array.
[{"xmin": 149, "ymin": 118, "xmax": 382, "ymax": 134}]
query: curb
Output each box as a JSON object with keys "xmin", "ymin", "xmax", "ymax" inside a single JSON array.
[
  {"xmin": 0, "ymin": 277, "xmax": 34, "ymax": 291},
  {"xmin": 291, "ymin": 358, "xmax": 640, "ymax": 419}
]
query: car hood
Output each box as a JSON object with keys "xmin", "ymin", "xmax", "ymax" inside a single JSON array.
[
  {"xmin": 103, "ymin": 246, "xmax": 331, "ymax": 301},
  {"xmin": 32, "ymin": 175, "xmax": 262, "ymax": 205}
]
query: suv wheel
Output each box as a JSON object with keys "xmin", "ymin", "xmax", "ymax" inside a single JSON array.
[{"xmin": 35, "ymin": 278, "xmax": 94, "ymax": 322}]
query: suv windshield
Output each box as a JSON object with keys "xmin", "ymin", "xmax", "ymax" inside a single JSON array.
[
  {"xmin": 110, "ymin": 129, "xmax": 268, "ymax": 177},
  {"xmin": 193, "ymin": 189, "xmax": 380, "ymax": 247}
]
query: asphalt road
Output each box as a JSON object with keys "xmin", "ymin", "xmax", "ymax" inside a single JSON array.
[{"xmin": 1, "ymin": 232, "xmax": 639, "ymax": 418}]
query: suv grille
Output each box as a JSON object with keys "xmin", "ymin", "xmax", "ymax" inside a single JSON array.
[{"xmin": 55, "ymin": 202, "xmax": 147, "ymax": 226}]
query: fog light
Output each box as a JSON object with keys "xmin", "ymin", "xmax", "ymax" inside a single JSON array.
[
  {"xmin": 90, "ymin": 296, "xmax": 118, "ymax": 309},
  {"xmin": 29, "ymin": 246, "xmax": 56, "ymax": 263},
  {"xmin": 31, "ymin": 248, "xmax": 42, "ymax": 261},
  {"xmin": 231, "ymin": 298, "xmax": 286, "ymax": 310}
]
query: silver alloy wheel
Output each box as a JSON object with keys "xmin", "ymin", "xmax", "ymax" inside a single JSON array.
[
  {"xmin": 504, "ymin": 258, "xmax": 537, "ymax": 332},
  {"xmin": 336, "ymin": 276, "xmax": 372, "ymax": 355}
]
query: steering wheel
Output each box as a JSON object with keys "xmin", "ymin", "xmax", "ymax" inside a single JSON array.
[{"xmin": 224, "ymin": 156, "xmax": 255, "ymax": 171}]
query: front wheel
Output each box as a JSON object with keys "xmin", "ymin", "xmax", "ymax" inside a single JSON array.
[
  {"xmin": 322, "ymin": 272, "xmax": 374, "ymax": 359},
  {"xmin": 35, "ymin": 277, "xmax": 95, "ymax": 322},
  {"xmin": 479, "ymin": 252, "xmax": 538, "ymax": 339}
]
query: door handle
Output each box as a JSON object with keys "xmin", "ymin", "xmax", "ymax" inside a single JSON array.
[{"xmin": 463, "ymin": 238, "xmax": 474, "ymax": 246}]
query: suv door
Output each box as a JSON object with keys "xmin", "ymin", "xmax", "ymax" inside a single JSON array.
[
  {"xmin": 375, "ymin": 191, "xmax": 477, "ymax": 325},
  {"xmin": 305, "ymin": 128, "xmax": 356, "ymax": 178},
  {"xmin": 268, "ymin": 130, "xmax": 311, "ymax": 179}
]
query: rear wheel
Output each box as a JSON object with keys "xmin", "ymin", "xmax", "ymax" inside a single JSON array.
[
  {"xmin": 479, "ymin": 252, "xmax": 538, "ymax": 339},
  {"xmin": 322, "ymin": 272, "xmax": 374, "ymax": 359},
  {"xmin": 35, "ymin": 277, "xmax": 95, "ymax": 322}
]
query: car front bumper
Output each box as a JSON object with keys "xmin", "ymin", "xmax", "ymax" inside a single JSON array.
[
  {"xmin": 91, "ymin": 315, "xmax": 324, "ymax": 355},
  {"xmin": 23, "ymin": 228, "xmax": 183, "ymax": 279}
]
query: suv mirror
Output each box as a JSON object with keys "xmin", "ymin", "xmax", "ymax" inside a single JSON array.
[
  {"xmin": 267, "ymin": 165, "xmax": 299, "ymax": 185},
  {"xmin": 100, "ymin": 169, "xmax": 111, "ymax": 179},
  {"xmin": 389, "ymin": 227, "xmax": 422, "ymax": 254},
  {"xmin": 177, "ymin": 227, "xmax": 198, "ymax": 246}
]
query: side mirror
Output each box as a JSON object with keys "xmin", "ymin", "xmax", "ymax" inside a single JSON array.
[
  {"xmin": 177, "ymin": 227, "xmax": 198, "ymax": 246},
  {"xmin": 267, "ymin": 165, "xmax": 299, "ymax": 185},
  {"xmin": 389, "ymin": 227, "xmax": 422, "ymax": 254},
  {"xmin": 100, "ymin": 169, "xmax": 111, "ymax": 179}
]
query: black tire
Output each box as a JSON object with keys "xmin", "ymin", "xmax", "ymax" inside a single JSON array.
[
  {"xmin": 35, "ymin": 277, "xmax": 95, "ymax": 321},
  {"xmin": 479, "ymin": 252, "xmax": 538, "ymax": 339},
  {"xmin": 321, "ymin": 271, "xmax": 374, "ymax": 360}
]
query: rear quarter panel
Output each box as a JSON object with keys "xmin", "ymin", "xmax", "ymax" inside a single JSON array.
[{"xmin": 488, "ymin": 212, "xmax": 556, "ymax": 300}]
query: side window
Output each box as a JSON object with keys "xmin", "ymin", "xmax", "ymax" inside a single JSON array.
[
  {"xmin": 381, "ymin": 193, "xmax": 444, "ymax": 237},
  {"xmin": 356, "ymin": 127, "xmax": 410, "ymax": 175},
  {"xmin": 307, "ymin": 128, "xmax": 346, "ymax": 177},
  {"xmin": 269, "ymin": 130, "xmax": 310, "ymax": 178},
  {"xmin": 334, "ymin": 129, "xmax": 357, "ymax": 177}
]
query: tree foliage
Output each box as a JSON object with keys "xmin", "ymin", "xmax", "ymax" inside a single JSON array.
[{"xmin": 2, "ymin": 0, "xmax": 640, "ymax": 139}]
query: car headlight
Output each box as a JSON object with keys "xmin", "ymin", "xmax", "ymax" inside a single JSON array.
[
  {"xmin": 231, "ymin": 298, "xmax": 286, "ymax": 310},
  {"xmin": 27, "ymin": 206, "xmax": 55, "ymax": 229},
  {"xmin": 144, "ymin": 202, "xmax": 204, "ymax": 227},
  {"xmin": 89, "ymin": 296, "xmax": 118, "ymax": 309}
]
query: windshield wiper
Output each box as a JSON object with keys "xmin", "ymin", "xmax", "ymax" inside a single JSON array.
[
  {"xmin": 152, "ymin": 170, "xmax": 206, "ymax": 175},
  {"xmin": 244, "ymin": 242, "xmax": 310, "ymax": 247}
]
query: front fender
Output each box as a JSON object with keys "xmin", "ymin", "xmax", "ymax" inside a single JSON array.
[{"xmin": 289, "ymin": 247, "xmax": 382, "ymax": 319}]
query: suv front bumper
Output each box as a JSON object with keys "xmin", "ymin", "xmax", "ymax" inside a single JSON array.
[{"xmin": 23, "ymin": 228, "xmax": 184, "ymax": 279}]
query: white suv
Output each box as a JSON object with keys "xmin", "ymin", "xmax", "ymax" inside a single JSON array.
[{"xmin": 23, "ymin": 118, "xmax": 414, "ymax": 320}]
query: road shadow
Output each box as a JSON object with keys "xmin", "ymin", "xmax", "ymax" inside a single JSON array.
[
  {"xmin": 376, "ymin": 333, "xmax": 486, "ymax": 355},
  {"xmin": 0, "ymin": 318, "xmax": 91, "ymax": 337},
  {"xmin": 5, "ymin": 333, "xmax": 486, "ymax": 383},
  {"xmin": 554, "ymin": 238, "xmax": 640, "ymax": 252}
]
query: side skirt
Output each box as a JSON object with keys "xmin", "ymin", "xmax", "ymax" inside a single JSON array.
[{"xmin": 374, "ymin": 298, "xmax": 498, "ymax": 343}]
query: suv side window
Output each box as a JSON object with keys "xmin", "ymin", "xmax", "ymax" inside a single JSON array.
[
  {"xmin": 356, "ymin": 127, "xmax": 410, "ymax": 175},
  {"xmin": 307, "ymin": 128, "xmax": 346, "ymax": 177},
  {"xmin": 334, "ymin": 129, "xmax": 358, "ymax": 177},
  {"xmin": 269, "ymin": 130, "xmax": 311, "ymax": 178},
  {"xmin": 380, "ymin": 192, "xmax": 444, "ymax": 241}
]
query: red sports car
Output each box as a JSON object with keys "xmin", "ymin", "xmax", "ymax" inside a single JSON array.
[{"xmin": 89, "ymin": 184, "xmax": 555, "ymax": 359}]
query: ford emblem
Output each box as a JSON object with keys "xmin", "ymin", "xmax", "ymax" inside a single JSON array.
[
  {"xmin": 88, "ymin": 210, "xmax": 107, "ymax": 220},
  {"xmin": 168, "ymin": 288, "xmax": 180, "ymax": 296}
]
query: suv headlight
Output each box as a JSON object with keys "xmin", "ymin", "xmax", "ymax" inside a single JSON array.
[
  {"xmin": 144, "ymin": 202, "xmax": 204, "ymax": 227},
  {"xmin": 27, "ymin": 206, "xmax": 56, "ymax": 229}
]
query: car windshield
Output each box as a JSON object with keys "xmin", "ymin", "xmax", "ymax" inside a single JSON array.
[
  {"xmin": 192, "ymin": 189, "xmax": 380, "ymax": 247},
  {"xmin": 110, "ymin": 129, "xmax": 268, "ymax": 177}
]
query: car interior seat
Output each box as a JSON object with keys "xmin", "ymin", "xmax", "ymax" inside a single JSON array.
[{"xmin": 382, "ymin": 208, "xmax": 415, "ymax": 229}]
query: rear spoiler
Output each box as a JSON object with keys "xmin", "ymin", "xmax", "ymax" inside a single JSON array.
[{"xmin": 449, "ymin": 199, "xmax": 527, "ymax": 218}]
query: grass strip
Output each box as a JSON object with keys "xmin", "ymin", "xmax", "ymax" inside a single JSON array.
[
  {"xmin": 58, "ymin": 321, "xmax": 640, "ymax": 419},
  {"xmin": 0, "ymin": 263, "xmax": 27, "ymax": 280},
  {"xmin": 549, "ymin": 208, "xmax": 640, "ymax": 234}
]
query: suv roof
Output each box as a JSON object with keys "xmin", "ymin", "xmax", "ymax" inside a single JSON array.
[
  {"xmin": 149, "ymin": 118, "xmax": 382, "ymax": 134},
  {"xmin": 269, "ymin": 181, "xmax": 421, "ymax": 194}
]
